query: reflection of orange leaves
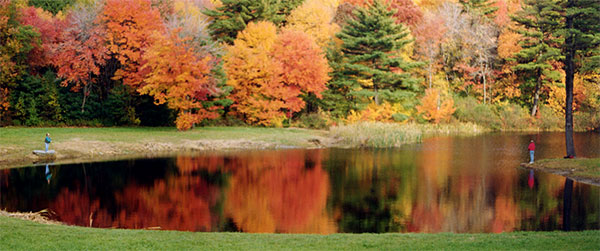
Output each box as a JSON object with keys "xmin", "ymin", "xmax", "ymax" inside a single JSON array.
[
  {"xmin": 50, "ymin": 188, "xmax": 111, "ymax": 227},
  {"xmin": 50, "ymin": 176, "xmax": 217, "ymax": 231},
  {"xmin": 491, "ymin": 195, "xmax": 516, "ymax": 233},
  {"xmin": 225, "ymin": 150, "xmax": 334, "ymax": 233},
  {"xmin": 114, "ymin": 178, "xmax": 214, "ymax": 231},
  {"xmin": 408, "ymin": 203, "xmax": 443, "ymax": 233}
]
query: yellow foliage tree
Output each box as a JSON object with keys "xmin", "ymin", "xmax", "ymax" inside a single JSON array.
[
  {"xmin": 224, "ymin": 21, "xmax": 282, "ymax": 126},
  {"xmin": 346, "ymin": 102, "xmax": 410, "ymax": 123},
  {"xmin": 416, "ymin": 88, "xmax": 455, "ymax": 123},
  {"xmin": 285, "ymin": 0, "xmax": 340, "ymax": 48}
]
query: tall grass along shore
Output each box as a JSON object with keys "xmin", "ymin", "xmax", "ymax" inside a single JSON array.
[{"xmin": 329, "ymin": 122, "xmax": 485, "ymax": 148}]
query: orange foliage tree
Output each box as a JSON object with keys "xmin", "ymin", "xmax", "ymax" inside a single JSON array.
[
  {"xmin": 102, "ymin": 0, "xmax": 164, "ymax": 88},
  {"xmin": 140, "ymin": 30, "xmax": 221, "ymax": 130},
  {"xmin": 270, "ymin": 29, "xmax": 331, "ymax": 116},
  {"xmin": 225, "ymin": 22, "xmax": 330, "ymax": 126},
  {"xmin": 416, "ymin": 88, "xmax": 455, "ymax": 123}
]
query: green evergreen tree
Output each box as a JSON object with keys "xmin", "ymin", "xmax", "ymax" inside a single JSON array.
[
  {"xmin": 511, "ymin": 0, "xmax": 563, "ymax": 116},
  {"xmin": 321, "ymin": 44, "xmax": 363, "ymax": 118},
  {"xmin": 335, "ymin": 0, "xmax": 421, "ymax": 106},
  {"xmin": 459, "ymin": 0, "xmax": 498, "ymax": 18},
  {"xmin": 204, "ymin": 0, "xmax": 304, "ymax": 44},
  {"xmin": 28, "ymin": 0, "xmax": 74, "ymax": 15},
  {"xmin": 558, "ymin": 0, "xmax": 600, "ymax": 157}
]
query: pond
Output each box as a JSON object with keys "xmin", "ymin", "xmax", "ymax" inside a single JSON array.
[{"xmin": 1, "ymin": 132, "xmax": 599, "ymax": 233}]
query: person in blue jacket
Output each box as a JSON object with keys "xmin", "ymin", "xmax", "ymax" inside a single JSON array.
[{"xmin": 45, "ymin": 133, "xmax": 51, "ymax": 152}]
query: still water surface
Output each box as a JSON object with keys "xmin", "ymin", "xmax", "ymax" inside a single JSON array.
[{"xmin": 1, "ymin": 132, "xmax": 599, "ymax": 233}]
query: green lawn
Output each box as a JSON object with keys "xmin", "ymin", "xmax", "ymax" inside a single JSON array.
[{"xmin": 1, "ymin": 216, "xmax": 598, "ymax": 250}]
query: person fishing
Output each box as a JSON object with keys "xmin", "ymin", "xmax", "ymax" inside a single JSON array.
[
  {"xmin": 528, "ymin": 139, "xmax": 535, "ymax": 164},
  {"xmin": 45, "ymin": 133, "xmax": 51, "ymax": 152}
]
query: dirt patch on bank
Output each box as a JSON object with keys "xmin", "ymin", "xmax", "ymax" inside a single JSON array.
[
  {"xmin": 0, "ymin": 137, "xmax": 333, "ymax": 169},
  {"xmin": 0, "ymin": 210, "xmax": 62, "ymax": 225}
]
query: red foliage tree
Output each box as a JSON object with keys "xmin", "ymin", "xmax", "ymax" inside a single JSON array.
[
  {"xmin": 18, "ymin": 6, "xmax": 65, "ymax": 72},
  {"xmin": 50, "ymin": 2, "xmax": 109, "ymax": 111}
]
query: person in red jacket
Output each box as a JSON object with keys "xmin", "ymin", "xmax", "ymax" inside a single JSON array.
[{"xmin": 528, "ymin": 140, "xmax": 535, "ymax": 164}]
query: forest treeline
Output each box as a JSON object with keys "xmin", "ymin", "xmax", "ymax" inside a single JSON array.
[{"xmin": 0, "ymin": 0, "xmax": 598, "ymax": 131}]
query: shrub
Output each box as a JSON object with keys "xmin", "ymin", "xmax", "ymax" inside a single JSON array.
[
  {"xmin": 293, "ymin": 112, "xmax": 330, "ymax": 129},
  {"xmin": 495, "ymin": 102, "xmax": 530, "ymax": 130},
  {"xmin": 453, "ymin": 96, "xmax": 502, "ymax": 130},
  {"xmin": 574, "ymin": 111, "xmax": 600, "ymax": 131},
  {"xmin": 536, "ymin": 105, "xmax": 562, "ymax": 131}
]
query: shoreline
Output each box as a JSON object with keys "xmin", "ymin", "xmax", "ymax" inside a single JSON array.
[
  {"xmin": 520, "ymin": 159, "xmax": 600, "ymax": 186},
  {"xmin": 0, "ymin": 126, "xmax": 336, "ymax": 170}
]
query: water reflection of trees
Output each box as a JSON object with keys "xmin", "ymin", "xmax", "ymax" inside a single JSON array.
[
  {"xmin": 47, "ymin": 150, "xmax": 334, "ymax": 233},
  {"xmin": 222, "ymin": 150, "xmax": 335, "ymax": 233}
]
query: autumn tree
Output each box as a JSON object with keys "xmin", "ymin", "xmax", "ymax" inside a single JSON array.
[
  {"xmin": 225, "ymin": 22, "xmax": 330, "ymax": 126},
  {"xmin": 285, "ymin": 0, "xmax": 340, "ymax": 48},
  {"xmin": 511, "ymin": 0, "xmax": 562, "ymax": 116},
  {"xmin": 389, "ymin": 0, "xmax": 423, "ymax": 27},
  {"xmin": 413, "ymin": 13, "xmax": 446, "ymax": 88},
  {"xmin": 18, "ymin": 6, "xmax": 65, "ymax": 73},
  {"xmin": 51, "ymin": 1, "xmax": 109, "ymax": 112},
  {"xmin": 416, "ymin": 88, "xmax": 455, "ymax": 123},
  {"xmin": 336, "ymin": 0, "xmax": 420, "ymax": 106},
  {"xmin": 270, "ymin": 29, "xmax": 331, "ymax": 116},
  {"xmin": 102, "ymin": 0, "xmax": 164, "ymax": 88},
  {"xmin": 140, "ymin": 31, "xmax": 221, "ymax": 130},
  {"xmin": 0, "ymin": 0, "xmax": 38, "ymax": 122},
  {"xmin": 224, "ymin": 21, "xmax": 282, "ymax": 126},
  {"xmin": 204, "ymin": 0, "xmax": 304, "ymax": 44}
]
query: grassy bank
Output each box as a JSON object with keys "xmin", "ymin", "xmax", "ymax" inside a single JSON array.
[
  {"xmin": 1, "ymin": 216, "xmax": 598, "ymax": 250},
  {"xmin": 0, "ymin": 127, "xmax": 328, "ymax": 169},
  {"xmin": 524, "ymin": 158, "xmax": 600, "ymax": 186},
  {"xmin": 329, "ymin": 122, "xmax": 485, "ymax": 148}
]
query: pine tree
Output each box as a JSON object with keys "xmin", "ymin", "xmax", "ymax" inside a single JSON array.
[
  {"xmin": 321, "ymin": 45, "xmax": 363, "ymax": 117},
  {"xmin": 559, "ymin": 0, "xmax": 600, "ymax": 157},
  {"xmin": 459, "ymin": 0, "xmax": 498, "ymax": 18},
  {"xmin": 511, "ymin": 0, "xmax": 562, "ymax": 116},
  {"xmin": 336, "ymin": 0, "xmax": 421, "ymax": 106},
  {"xmin": 204, "ymin": 0, "xmax": 304, "ymax": 44}
]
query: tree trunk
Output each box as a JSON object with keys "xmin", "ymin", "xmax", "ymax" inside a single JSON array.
[
  {"xmin": 428, "ymin": 63, "xmax": 433, "ymax": 89},
  {"xmin": 564, "ymin": 2, "xmax": 576, "ymax": 157},
  {"xmin": 374, "ymin": 84, "xmax": 379, "ymax": 105},
  {"xmin": 81, "ymin": 84, "xmax": 91, "ymax": 113},
  {"xmin": 482, "ymin": 62, "xmax": 487, "ymax": 104},
  {"xmin": 531, "ymin": 69, "xmax": 541, "ymax": 116}
]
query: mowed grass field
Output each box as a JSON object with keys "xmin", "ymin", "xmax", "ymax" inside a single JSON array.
[{"xmin": 1, "ymin": 216, "xmax": 599, "ymax": 250}]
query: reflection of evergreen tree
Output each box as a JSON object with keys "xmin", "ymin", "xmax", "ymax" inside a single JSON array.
[
  {"xmin": 340, "ymin": 185, "xmax": 394, "ymax": 233},
  {"xmin": 326, "ymin": 148, "xmax": 414, "ymax": 233}
]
